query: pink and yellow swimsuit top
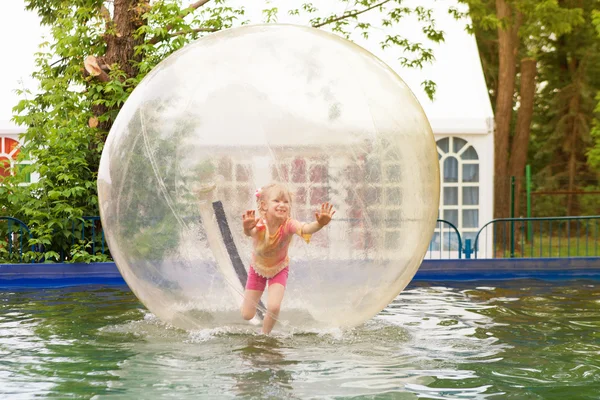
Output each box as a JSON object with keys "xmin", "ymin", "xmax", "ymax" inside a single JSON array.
[{"xmin": 252, "ymin": 218, "xmax": 311, "ymax": 278}]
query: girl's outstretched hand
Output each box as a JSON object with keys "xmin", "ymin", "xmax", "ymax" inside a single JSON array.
[
  {"xmin": 315, "ymin": 202, "xmax": 336, "ymax": 226},
  {"xmin": 242, "ymin": 210, "xmax": 259, "ymax": 232}
]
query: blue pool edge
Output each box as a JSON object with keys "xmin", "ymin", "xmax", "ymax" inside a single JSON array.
[{"xmin": 1, "ymin": 258, "xmax": 599, "ymax": 288}]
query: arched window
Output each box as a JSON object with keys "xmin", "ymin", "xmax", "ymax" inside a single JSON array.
[
  {"xmin": 0, "ymin": 137, "xmax": 26, "ymax": 181},
  {"xmin": 434, "ymin": 137, "xmax": 479, "ymax": 251}
]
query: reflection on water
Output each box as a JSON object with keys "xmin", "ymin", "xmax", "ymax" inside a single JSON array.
[{"xmin": 1, "ymin": 280, "xmax": 599, "ymax": 399}]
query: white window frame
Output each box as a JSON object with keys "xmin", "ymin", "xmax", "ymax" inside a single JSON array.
[{"xmin": 434, "ymin": 136, "xmax": 480, "ymax": 255}]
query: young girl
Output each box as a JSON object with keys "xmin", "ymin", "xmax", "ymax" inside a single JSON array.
[{"xmin": 241, "ymin": 183, "xmax": 335, "ymax": 334}]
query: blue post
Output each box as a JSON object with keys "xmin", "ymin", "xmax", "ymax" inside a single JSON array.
[{"xmin": 464, "ymin": 239, "xmax": 472, "ymax": 259}]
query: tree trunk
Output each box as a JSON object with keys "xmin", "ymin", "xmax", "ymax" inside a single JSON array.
[
  {"xmin": 104, "ymin": 0, "xmax": 147, "ymax": 78},
  {"xmin": 494, "ymin": 0, "xmax": 520, "ymax": 219},
  {"xmin": 89, "ymin": 0, "xmax": 149, "ymax": 135},
  {"xmin": 508, "ymin": 58, "xmax": 537, "ymax": 217}
]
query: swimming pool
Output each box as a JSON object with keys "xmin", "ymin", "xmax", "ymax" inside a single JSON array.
[{"xmin": 1, "ymin": 279, "xmax": 598, "ymax": 398}]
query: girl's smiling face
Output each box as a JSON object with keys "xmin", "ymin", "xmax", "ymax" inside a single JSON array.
[{"xmin": 262, "ymin": 191, "xmax": 291, "ymax": 222}]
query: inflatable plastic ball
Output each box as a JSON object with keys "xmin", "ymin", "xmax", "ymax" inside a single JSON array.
[{"xmin": 97, "ymin": 24, "xmax": 440, "ymax": 331}]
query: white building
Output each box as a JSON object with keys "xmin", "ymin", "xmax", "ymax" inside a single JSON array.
[
  {"xmin": 387, "ymin": 3, "xmax": 494, "ymax": 258},
  {"xmin": 1, "ymin": 1, "xmax": 493, "ymax": 258}
]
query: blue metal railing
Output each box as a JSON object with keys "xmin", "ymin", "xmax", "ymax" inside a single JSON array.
[
  {"xmin": 427, "ymin": 219, "xmax": 463, "ymax": 259},
  {"xmin": 1, "ymin": 216, "xmax": 108, "ymax": 263},
  {"xmin": 57, "ymin": 216, "xmax": 108, "ymax": 262},
  {"xmin": 72, "ymin": 216, "xmax": 106, "ymax": 256},
  {"xmin": 0, "ymin": 217, "xmax": 35, "ymax": 262},
  {"xmin": 2, "ymin": 215, "xmax": 600, "ymax": 262},
  {"xmin": 473, "ymin": 216, "xmax": 600, "ymax": 259}
]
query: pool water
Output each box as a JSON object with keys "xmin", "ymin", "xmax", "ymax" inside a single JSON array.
[{"xmin": 1, "ymin": 280, "xmax": 599, "ymax": 399}]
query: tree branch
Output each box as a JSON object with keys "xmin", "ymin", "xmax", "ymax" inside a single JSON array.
[
  {"xmin": 312, "ymin": 0, "xmax": 392, "ymax": 28},
  {"xmin": 84, "ymin": 55, "xmax": 110, "ymax": 82},
  {"xmin": 170, "ymin": 26, "xmax": 219, "ymax": 36},
  {"xmin": 100, "ymin": 5, "xmax": 111, "ymax": 25},
  {"xmin": 149, "ymin": 26, "xmax": 218, "ymax": 44},
  {"xmin": 50, "ymin": 57, "xmax": 68, "ymax": 67},
  {"xmin": 99, "ymin": 4, "xmax": 114, "ymax": 37},
  {"xmin": 148, "ymin": 0, "xmax": 213, "ymax": 44},
  {"xmin": 188, "ymin": 0, "xmax": 213, "ymax": 11}
]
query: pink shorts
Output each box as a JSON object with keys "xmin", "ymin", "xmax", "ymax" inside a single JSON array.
[{"xmin": 245, "ymin": 266, "xmax": 289, "ymax": 291}]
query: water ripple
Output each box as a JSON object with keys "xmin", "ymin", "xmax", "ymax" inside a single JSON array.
[{"xmin": 0, "ymin": 280, "xmax": 599, "ymax": 398}]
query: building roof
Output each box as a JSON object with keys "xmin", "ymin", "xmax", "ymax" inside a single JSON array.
[{"xmin": 349, "ymin": 0, "xmax": 494, "ymax": 135}]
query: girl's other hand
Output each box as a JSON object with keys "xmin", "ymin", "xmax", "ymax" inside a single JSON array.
[
  {"xmin": 315, "ymin": 202, "xmax": 335, "ymax": 226},
  {"xmin": 242, "ymin": 210, "xmax": 258, "ymax": 231}
]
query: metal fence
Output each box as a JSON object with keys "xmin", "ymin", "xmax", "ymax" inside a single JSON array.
[
  {"xmin": 0, "ymin": 216, "xmax": 108, "ymax": 263},
  {"xmin": 426, "ymin": 219, "xmax": 463, "ymax": 259},
  {"xmin": 472, "ymin": 216, "xmax": 600, "ymax": 259},
  {"xmin": 2, "ymin": 215, "xmax": 600, "ymax": 262},
  {"xmin": 0, "ymin": 217, "xmax": 34, "ymax": 262},
  {"xmin": 57, "ymin": 216, "xmax": 108, "ymax": 261}
]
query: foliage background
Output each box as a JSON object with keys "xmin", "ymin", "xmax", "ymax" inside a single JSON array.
[
  {"xmin": 1, "ymin": 0, "xmax": 599, "ymax": 263},
  {"xmin": 0, "ymin": 0, "xmax": 445, "ymax": 262}
]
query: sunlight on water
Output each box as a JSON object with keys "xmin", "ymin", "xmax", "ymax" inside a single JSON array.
[{"xmin": 1, "ymin": 280, "xmax": 599, "ymax": 399}]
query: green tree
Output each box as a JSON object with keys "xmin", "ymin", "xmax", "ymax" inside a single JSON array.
[
  {"xmin": 588, "ymin": 9, "xmax": 600, "ymax": 173},
  {"xmin": 1, "ymin": 0, "xmax": 444, "ymax": 262},
  {"xmin": 531, "ymin": 0, "xmax": 600, "ymax": 216},
  {"xmin": 458, "ymin": 0, "xmax": 585, "ymax": 217}
]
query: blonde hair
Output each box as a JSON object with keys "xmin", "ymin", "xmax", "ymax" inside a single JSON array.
[
  {"xmin": 254, "ymin": 183, "xmax": 294, "ymax": 251},
  {"xmin": 256, "ymin": 183, "xmax": 293, "ymax": 217}
]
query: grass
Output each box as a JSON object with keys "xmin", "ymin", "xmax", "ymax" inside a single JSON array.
[{"xmin": 492, "ymin": 235, "xmax": 600, "ymax": 258}]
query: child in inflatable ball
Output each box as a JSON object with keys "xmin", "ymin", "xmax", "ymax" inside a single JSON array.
[{"xmin": 241, "ymin": 183, "xmax": 335, "ymax": 334}]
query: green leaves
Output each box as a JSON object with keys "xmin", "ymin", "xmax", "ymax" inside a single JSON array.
[
  {"xmin": 421, "ymin": 80, "xmax": 437, "ymax": 102},
  {"xmin": 594, "ymin": 10, "xmax": 600, "ymax": 35},
  {"xmin": 263, "ymin": 7, "xmax": 278, "ymax": 23},
  {"xmin": 4, "ymin": 0, "xmax": 446, "ymax": 263},
  {"xmin": 588, "ymin": 10, "xmax": 600, "ymax": 172},
  {"xmin": 458, "ymin": 0, "xmax": 599, "ymax": 214}
]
